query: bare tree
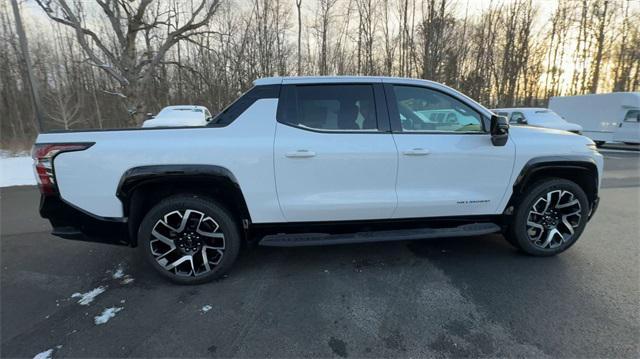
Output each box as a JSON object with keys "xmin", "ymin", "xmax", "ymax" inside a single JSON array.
[
  {"xmin": 590, "ymin": 0, "xmax": 610, "ymax": 93},
  {"xmin": 296, "ymin": 0, "xmax": 303, "ymax": 75},
  {"xmin": 45, "ymin": 90, "xmax": 83, "ymax": 130},
  {"xmin": 2, "ymin": 0, "xmax": 639, "ymax": 149},
  {"xmin": 35, "ymin": 0, "xmax": 221, "ymax": 125}
]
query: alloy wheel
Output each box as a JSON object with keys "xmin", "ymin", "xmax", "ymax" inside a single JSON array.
[
  {"xmin": 149, "ymin": 209, "xmax": 225, "ymax": 277},
  {"xmin": 526, "ymin": 190, "xmax": 582, "ymax": 250}
]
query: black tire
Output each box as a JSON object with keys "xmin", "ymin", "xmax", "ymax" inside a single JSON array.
[
  {"xmin": 505, "ymin": 178, "xmax": 589, "ymax": 256},
  {"xmin": 138, "ymin": 194, "xmax": 241, "ymax": 284},
  {"xmin": 623, "ymin": 142, "xmax": 639, "ymax": 146},
  {"xmin": 594, "ymin": 141, "xmax": 605, "ymax": 148}
]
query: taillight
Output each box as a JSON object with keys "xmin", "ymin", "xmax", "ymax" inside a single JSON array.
[{"xmin": 31, "ymin": 143, "xmax": 94, "ymax": 195}]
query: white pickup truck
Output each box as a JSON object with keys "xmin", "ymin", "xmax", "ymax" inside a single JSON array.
[{"xmin": 33, "ymin": 76, "xmax": 603, "ymax": 284}]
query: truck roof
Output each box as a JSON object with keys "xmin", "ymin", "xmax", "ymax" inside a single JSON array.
[
  {"xmin": 161, "ymin": 105, "xmax": 209, "ymax": 111},
  {"xmin": 253, "ymin": 76, "xmax": 443, "ymax": 87},
  {"xmin": 253, "ymin": 76, "xmax": 493, "ymax": 119},
  {"xmin": 493, "ymin": 107, "xmax": 550, "ymax": 112}
]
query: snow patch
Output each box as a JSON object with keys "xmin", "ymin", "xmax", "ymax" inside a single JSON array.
[
  {"xmin": 112, "ymin": 266, "xmax": 125, "ymax": 279},
  {"xmin": 94, "ymin": 307, "xmax": 123, "ymax": 325},
  {"xmin": 121, "ymin": 276, "xmax": 134, "ymax": 284},
  {"xmin": 71, "ymin": 286, "xmax": 106, "ymax": 305},
  {"xmin": 32, "ymin": 348, "xmax": 53, "ymax": 359},
  {"xmin": 201, "ymin": 305, "xmax": 212, "ymax": 313},
  {"xmin": 0, "ymin": 151, "xmax": 36, "ymax": 187}
]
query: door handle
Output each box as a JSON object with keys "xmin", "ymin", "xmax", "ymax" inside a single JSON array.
[
  {"xmin": 402, "ymin": 148, "xmax": 430, "ymax": 156},
  {"xmin": 285, "ymin": 150, "xmax": 316, "ymax": 158}
]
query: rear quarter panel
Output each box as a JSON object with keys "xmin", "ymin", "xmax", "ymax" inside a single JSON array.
[{"xmin": 37, "ymin": 99, "xmax": 284, "ymax": 223}]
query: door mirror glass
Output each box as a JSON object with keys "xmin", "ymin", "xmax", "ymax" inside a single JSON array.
[{"xmin": 490, "ymin": 115, "xmax": 509, "ymax": 146}]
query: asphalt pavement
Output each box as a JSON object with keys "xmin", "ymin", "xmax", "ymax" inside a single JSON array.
[{"xmin": 1, "ymin": 150, "xmax": 638, "ymax": 358}]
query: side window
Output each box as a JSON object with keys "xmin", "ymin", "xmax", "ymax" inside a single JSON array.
[
  {"xmin": 624, "ymin": 110, "xmax": 639, "ymax": 122},
  {"xmin": 210, "ymin": 85, "xmax": 280, "ymax": 126},
  {"xmin": 284, "ymin": 85, "xmax": 377, "ymax": 131},
  {"xmin": 511, "ymin": 112, "xmax": 526, "ymax": 124},
  {"xmin": 392, "ymin": 86, "xmax": 483, "ymax": 132}
]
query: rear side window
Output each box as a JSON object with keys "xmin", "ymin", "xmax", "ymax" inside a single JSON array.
[
  {"xmin": 281, "ymin": 85, "xmax": 377, "ymax": 131},
  {"xmin": 210, "ymin": 85, "xmax": 280, "ymax": 126}
]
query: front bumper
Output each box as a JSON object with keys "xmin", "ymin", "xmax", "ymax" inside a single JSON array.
[
  {"xmin": 588, "ymin": 196, "xmax": 600, "ymax": 221},
  {"xmin": 40, "ymin": 195, "xmax": 130, "ymax": 246}
]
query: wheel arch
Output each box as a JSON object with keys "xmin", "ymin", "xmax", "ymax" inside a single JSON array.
[
  {"xmin": 116, "ymin": 165, "xmax": 251, "ymax": 246},
  {"xmin": 507, "ymin": 156, "xmax": 599, "ymax": 214}
]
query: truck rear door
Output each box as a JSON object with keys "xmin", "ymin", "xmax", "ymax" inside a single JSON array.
[{"xmin": 273, "ymin": 82, "xmax": 398, "ymax": 222}]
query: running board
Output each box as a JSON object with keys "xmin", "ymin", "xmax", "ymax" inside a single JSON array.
[{"xmin": 259, "ymin": 223, "xmax": 501, "ymax": 247}]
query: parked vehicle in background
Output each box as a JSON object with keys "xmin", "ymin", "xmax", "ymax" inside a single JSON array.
[
  {"xmin": 492, "ymin": 108, "xmax": 583, "ymax": 134},
  {"xmin": 142, "ymin": 105, "xmax": 213, "ymax": 127},
  {"xmin": 32, "ymin": 76, "xmax": 603, "ymax": 284},
  {"xmin": 549, "ymin": 93, "xmax": 640, "ymax": 146}
]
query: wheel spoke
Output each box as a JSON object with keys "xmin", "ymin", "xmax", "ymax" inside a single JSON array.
[
  {"xmin": 556, "ymin": 198, "xmax": 578, "ymax": 209},
  {"xmin": 541, "ymin": 228, "xmax": 563, "ymax": 248},
  {"xmin": 527, "ymin": 220, "xmax": 543, "ymax": 229},
  {"xmin": 176, "ymin": 210, "xmax": 204, "ymax": 232},
  {"xmin": 151, "ymin": 227, "xmax": 176, "ymax": 247},
  {"xmin": 560, "ymin": 217, "xmax": 575, "ymax": 235},
  {"xmin": 150, "ymin": 239, "xmax": 175, "ymax": 256},
  {"xmin": 162, "ymin": 211, "xmax": 183, "ymax": 231},
  {"xmin": 198, "ymin": 230, "xmax": 225, "ymax": 240},
  {"xmin": 531, "ymin": 197, "xmax": 548, "ymax": 215},
  {"xmin": 165, "ymin": 255, "xmax": 194, "ymax": 275},
  {"xmin": 201, "ymin": 249, "xmax": 211, "ymax": 273},
  {"xmin": 542, "ymin": 191, "xmax": 555, "ymax": 214}
]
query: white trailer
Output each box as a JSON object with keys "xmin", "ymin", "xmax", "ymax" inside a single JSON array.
[{"xmin": 549, "ymin": 92, "xmax": 640, "ymax": 145}]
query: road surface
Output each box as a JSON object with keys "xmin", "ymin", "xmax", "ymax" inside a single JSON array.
[{"xmin": 1, "ymin": 150, "xmax": 638, "ymax": 358}]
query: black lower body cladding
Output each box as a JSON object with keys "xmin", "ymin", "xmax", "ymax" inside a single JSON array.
[{"xmin": 40, "ymin": 195, "xmax": 129, "ymax": 246}]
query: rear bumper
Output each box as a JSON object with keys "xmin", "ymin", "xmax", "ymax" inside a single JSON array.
[{"xmin": 40, "ymin": 195, "xmax": 130, "ymax": 246}]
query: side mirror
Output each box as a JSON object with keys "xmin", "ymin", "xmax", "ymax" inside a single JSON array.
[
  {"xmin": 490, "ymin": 115, "xmax": 509, "ymax": 146},
  {"xmin": 518, "ymin": 118, "xmax": 528, "ymax": 124}
]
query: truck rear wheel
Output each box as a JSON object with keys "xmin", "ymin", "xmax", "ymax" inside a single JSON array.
[
  {"xmin": 137, "ymin": 195, "xmax": 240, "ymax": 284},
  {"xmin": 505, "ymin": 178, "xmax": 589, "ymax": 256}
]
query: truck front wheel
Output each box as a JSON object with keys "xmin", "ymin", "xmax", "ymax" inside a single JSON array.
[
  {"xmin": 506, "ymin": 178, "xmax": 589, "ymax": 256},
  {"xmin": 137, "ymin": 195, "xmax": 241, "ymax": 284}
]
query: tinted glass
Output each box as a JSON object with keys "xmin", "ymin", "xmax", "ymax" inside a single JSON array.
[
  {"xmin": 210, "ymin": 85, "xmax": 280, "ymax": 126},
  {"xmin": 392, "ymin": 86, "xmax": 483, "ymax": 132},
  {"xmin": 288, "ymin": 85, "xmax": 377, "ymax": 131},
  {"xmin": 625, "ymin": 110, "xmax": 639, "ymax": 122},
  {"xmin": 510, "ymin": 112, "xmax": 525, "ymax": 123}
]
